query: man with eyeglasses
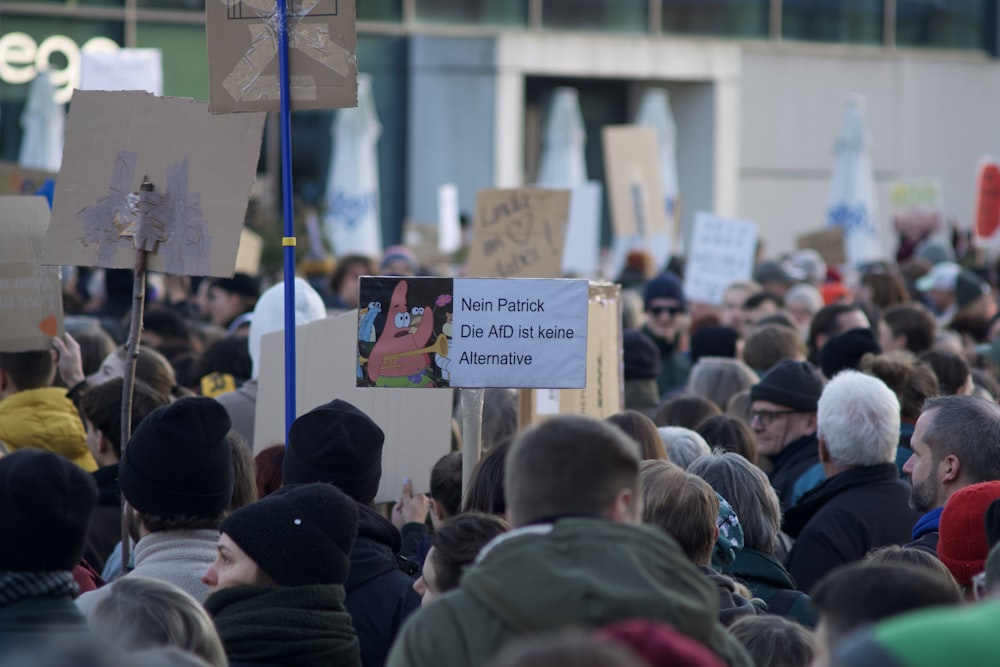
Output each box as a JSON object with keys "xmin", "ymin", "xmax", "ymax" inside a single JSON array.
[
  {"xmin": 641, "ymin": 272, "xmax": 692, "ymax": 398},
  {"xmin": 748, "ymin": 359, "xmax": 824, "ymax": 511}
]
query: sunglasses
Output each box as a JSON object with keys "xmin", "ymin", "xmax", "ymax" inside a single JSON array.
[{"xmin": 648, "ymin": 305, "xmax": 683, "ymax": 317}]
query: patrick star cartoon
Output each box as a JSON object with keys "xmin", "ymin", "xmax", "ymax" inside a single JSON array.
[{"xmin": 367, "ymin": 280, "xmax": 435, "ymax": 387}]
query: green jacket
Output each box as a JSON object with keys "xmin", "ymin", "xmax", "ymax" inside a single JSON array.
[
  {"xmin": 386, "ymin": 518, "xmax": 752, "ymax": 667},
  {"xmin": 641, "ymin": 324, "xmax": 691, "ymax": 397}
]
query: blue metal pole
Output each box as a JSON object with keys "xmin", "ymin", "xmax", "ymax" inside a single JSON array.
[{"xmin": 276, "ymin": 0, "xmax": 297, "ymax": 440}]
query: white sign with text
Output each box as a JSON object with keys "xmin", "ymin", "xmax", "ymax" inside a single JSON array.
[{"xmin": 684, "ymin": 211, "xmax": 758, "ymax": 306}]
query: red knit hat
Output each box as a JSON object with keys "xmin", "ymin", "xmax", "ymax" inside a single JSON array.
[
  {"xmin": 938, "ymin": 481, "xmax": 1000, "ymax": 588},
  {"xmin": 595, "ymin": 619, "xmax": 725, "ymax": 667}
]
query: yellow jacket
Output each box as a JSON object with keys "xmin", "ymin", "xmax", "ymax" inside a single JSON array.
[{"xmin": 0, "ymin": 387, "xmax": 97, "ymax": 471}]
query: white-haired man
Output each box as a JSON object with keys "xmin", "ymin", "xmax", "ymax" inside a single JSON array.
[{"xmin": 782, "ymin": 371, "xmax": 920, "ymax": 593}]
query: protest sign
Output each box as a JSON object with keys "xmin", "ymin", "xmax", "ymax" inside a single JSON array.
[
  {"xmin": 465, "ymin": 188, "xmax": 570, "ymax": 279},
  {"xmin": 561, "ymin": 181, "xmax": 602, "ymax": 277},
  {"xmin": 685, "ymin": 211, "xmax": 758, "ymax": 306},
  {"xmin": 234, "ymin": 227, "xmax": 263, "ymax": 275},
  {"xmin": 0, "ymin": 196, "xmax": 63, "ymax": 352},
  {"xmin": 254, "ymin": 310, "xmax": 453, "ymax": 502},
  {"xmin": 975, "ymin": 158, "xmax": 1000, "ymax": 245},
  {"xmin": 357, "ymin": 277, "xmax": 589, "ymax": 389},
  {"xmin": 206, "ymin": 0, "xmax": 357, "ymax": 113},
  {"xmin": 80, "ymin": 48, "xmax": 163, "ymax": 95},
  {"xmin": 44, "ymin": 90, "xmax": 265, "ymax": 277},
  {"xmin": 0, "ymin": 162, "xmax": 56, "ymax": 196},
  {"xmin": 797, "ymin": 227, "xmax": 846, "ymax": 267}
]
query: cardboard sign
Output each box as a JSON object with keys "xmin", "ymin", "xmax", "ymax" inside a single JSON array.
[
  {"xmin": 402, "ymin": 220, "xmax": 454, "ymax": 274},
  {"xmin": 520, "ymin": 282, "xmax": 623, "ymax": 425},
  {"xmin": 602, "ymin": 125, "xmax": 671, "ymax": 243},
  {"xmin": 465, "ymin": 188, "xmax": 570, "ymax": 279},
  {"xmin": 357, "ymin": 277, "xmax": 589, "ymax": 389},
  {"xmin": 975, "ymin": 158, "xmax": 1000, "ymax": 244},
  {"xmin": 0, "ymin": 197, "xmax": 63, "ymax": 352},
  {"xmin": 254, "ymin": 310, "xmax": 453, "ymax": 503},
  {"xmin": 44, "ymin": 90, "xmax": 266, "ymax": 277},
  {"xmin": 0, "ymin": 162, "xmax": 56, "ymax": 196},
  {"xmin": 206, "ymin": 0, "xmax": 358, "ymax": 114},
  {"xmin": 80, "ymin": 49, "xmax": 164, "ymax": 95},
  {"xmin": 797, "ymin": 227, "xmax": 847, "ymax": 267},
  {"xmin": 234, "ymin": 227, "xmax": 263, "ymax": 275},
  {"xmin": 685, "ymin": 211, "xmax": 758, "ymax": 306}
]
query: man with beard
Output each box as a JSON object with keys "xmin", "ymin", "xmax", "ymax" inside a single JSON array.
[{"xmin": 903, "ymin": 396, "xmax": 1000, "ymax": 556}]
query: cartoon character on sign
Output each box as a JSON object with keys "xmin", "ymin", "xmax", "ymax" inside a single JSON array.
[
  {"xmin": 357, "ymin": 301, "xmax": 381, "ymax": 380},
  {"xmin": 367, "ymin": 281, "xmax": 438, "ymax": 387}
]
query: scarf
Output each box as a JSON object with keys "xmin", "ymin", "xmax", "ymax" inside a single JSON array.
[
  {"xmin": 204, "ymin": 584, "xmax": 360, "ymax": 667},
  {"xmin": 0, "ymin": 570, "xmax": 78, "ymax": 607}
]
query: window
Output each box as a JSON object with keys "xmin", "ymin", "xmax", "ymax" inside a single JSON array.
[
  {"xmin": 542, "ymin": 0, "xmax": 648, "ymax": 33},
  {"xmin": 896, "ymin": 0, "xmax": 996, "ymax": 51},
  {"xmin": 415, "ymin": 0, "xmax": 528, "ymax": 27},
  {"xmin": 663, "ymin": 0, "xmax": 769, "ymax": 38},
  {"xmin": 782, "ymin": 0, "xmax": 884, "ymax": 45}
]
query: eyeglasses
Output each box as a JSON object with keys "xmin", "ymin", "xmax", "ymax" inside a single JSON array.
[
  {"xmin": 750, "ymin": 409, "xmax": 799, "ymax": 426},
  {"xmin": 648, "ymin": 305, "xmax": 683, "ymax": 317}
]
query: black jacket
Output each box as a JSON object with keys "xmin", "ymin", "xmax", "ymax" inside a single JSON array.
[
  {"xmin": 768, "ymin": 433, "xmax": 819, "ymax": 511},
  {"xmin": 346, "ymin": 504, "xmax": 421, "ymax": 667},
  {"xmin": 784, "ymin": 463, "xmax": 920, "ymax": 594},
  {"xmin": 721, "ymin": 548, "xmax": 816, "ymax": 627},
  {"xmin": 0, "ymin": 596, "xmax": 89, "ymax": 652},
  {"xmin": 83, "ymin": 465, "xmax": 121, "ymax": 572}
]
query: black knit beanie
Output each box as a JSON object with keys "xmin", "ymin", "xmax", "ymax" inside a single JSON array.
[
  {"xmin": 690, "ymin": 326, "xmax": 739, "ymax": 364},
  {"xmin": 623, "ymin": 329, "xmax": 660, "ymax": 380},
  {"xmin": 119, "ymin": 396, "xmax": 234, "ymax": 518},
  {"xmin": 283, "ymin": 399, "xmax": 385, "ymax": 504},
  {"xmin": 0, "ymin": 449, "xmax": 99, "ymax": 571},
  {"xmin": 820, "ymin": 327, "xmax": 881, "ymax": 379},
  {"xmin": 221, "ymin": 482, "xmax": 358, "ymax": 586},
  {"xmin": 643, "ymin": 272, "xmax": 687, "ymax": 311},
  {"xmin": 749, "ymin": 359, "xmax": 823, "ymax": 413}
]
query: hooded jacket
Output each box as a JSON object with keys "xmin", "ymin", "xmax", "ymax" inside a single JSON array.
[
  {"xmin": 0, "ymin": 387, "xmax": 96, "ymax": 471},
  {"xmin": 720, "ymin": 548, "xmax": 815, "ymax": 627},
  {"xmin": 386, "ymin": 518, "xmax": 752, "ymax": 667}
]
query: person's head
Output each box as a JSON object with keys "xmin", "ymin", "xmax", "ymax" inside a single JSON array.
[
  {"xmin": 807, "ymin": 304, "xmax": 871, "ymax": 363},
  {"xmin": 688, "ymin": 451, "xmax": 781, "ymax": 554},
  {"xmin": 653, "ymin": 394, "xmax": 721, "ymax": 429},
  {"xmin": 643, "ymin": 272, "xmax": 687, "ymax": 340},
  {"xmin": 142, "ymin": 307, "xmax": 194, "ymax": 350},
  {"xmin": 954, "ymin": 269, "xmax": 996, "ymax": 321},
  {"xmin": 864, "ymin": 545, "xmax": 961, "ymax": 593},
  {"xmin": 463, "ymin": 439, "xmax": 511, "ymax": 515},
  {"xmin": 120, "ymin": 397, "xmax": 234, "ymax": 534},
  {"xmin": 881, "ymin": 303, "xmax": 937, "ymax": 354},
  {"xmin": 606, "ymin": 410, "xmax": 668, "ymax": 461},
  {"xmin": 90, "ymin": 577, "xmax": 227, "ymax": 667},
  {"xmin": 720, "ymin": 280, "xmax": 761, "ymax": 329},
  {"xmin": 740, "ymin": 291, "xmax": 783, "ymax": 337},
  {"xmin": 247, "ymin": 278, "xmax": 327, "ymax": 379},
  {"xmin": 621, "ymin": 329, "xmax": 661, "ymax": 382},
  {"xmin": 728, "ymin": 616, "xmax": 814, "ymax": 667},
  {"xmin": 0, "ymin": 350, "xmax": 55, "ymax": 397},
  {"xmin": 206, "ymin": 273, "xmax": 260, "ymax": 328},
  {"xmin": 88, "ymin": 346, "xmax": 180, "ymax": 401},
  {"xmin": 329, "ymin": 254, "xmax": 375, "ymax": 308},
  {"xmin": 283, "ymin": 399, "xmax": 385, "ymax": 505},
  {"xmin": 656, "ymin": 427, "xmax": 711, "ymax": 469},
  {"xmin": 202, "ymin": 482, "xmax": 358, "ymax": 592},
  {"xmin": 783, "ymin": 282, "xmax": 824, "ymax": 335},
  {"xmin": 810, "ymin": 562, "xmax": 961, "ymax": 667},
  {"xmin": 414, "ymin": 512, "xmax": 509, "ymax": 606},
  {"xmin": 915, "ymin": 261, "xmax": 961, "ymax": 312},
  {"xmin": 861, "ymin": 271, "xmax": 910, "ymax": 309},
  {"xmin": 225, "ymin": 430, "xmax": 257, "ymax": 512},
  {"xmin": 688, "ymin": 326, "xmax": 740, "ymax": 365},
  {"xmin": 504, "ymin": 416, "xmax": 641, "ymax": 528},
  {"xmin": 820, "ymin": 328, "xmax": 882, "ymax": 379},
  {"xmin": 753, "ymin": 260, "xmax": 799, "ymax": 298},
  {"xmin": 0, "ymin": 449, "xmax": 99, "ymax": 572},
  {"xmin": 428, "ymin": 451, "xmax": 462, "ymax": 526},
  {"xmin": 379, "ymin": 245, "xmax": 419, "ymax": 277},
  {"xmin": 193, "ymin": 336, "xmax": 252, "ymax": 393},
  {"xmin": 63, "ymin": 319, "xmax": 116, "ymax": 378},
  {"xmin": 640, "ymin": 461, "xmax": 719, "ymax": 566},
  {"xmin": 253, "ymin": 444, "xmax": 285, "ymax": 499},
  {"xmin": 938, "ymin": 481, "xmax": 1000, "ymax": 590},
  {"xmin": 686, "ymin": 358, "xmax": 758, "ymax": 412},
  {"xmin": 695, "ymin": 414, "xmax": 757, "ymax": 464},
  {"xmin": 748, "ymin": 359, "xmax": 823, "ymax": 457},
  {"xmin": 817, "ymin": 371, "xmax": 899, "ymax": 472},
  {"xmin": 919, "ymin": 349, "xmax": 973, "ymax": 396},
  {"xmin": 78, "ymin": 378, "xmax": 170, "ymax": 466},
  {"xmin": 860, "ymin": 351, "xmax": 939, "ymax": 421},
  {"xmin": 742, "ymin": 324, "xmax": 808, "ymax": 374}
]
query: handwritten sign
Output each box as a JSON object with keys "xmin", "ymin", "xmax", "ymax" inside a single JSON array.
[
  {"xmin": 465, "ymin": 188, "xmax": 570, "ymax": 279},
  {"xmin": 797, "ymin": 227, "xmax": 846, "ymax": 267},
  {"xmin": 358, "ymin": 276, "xmax": 588, "ymax": 389},
  {"xmin": 684, "ymin": 211, "xmax": 758, "ymax": 306}
]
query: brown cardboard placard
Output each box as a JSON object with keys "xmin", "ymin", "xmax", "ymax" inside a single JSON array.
[
  {"xmin": 0, "ymin": 162, "xmax": 57, "ymax": 196},
  {"xmin": 254, "ymin": 309, "xmax": 454, "ymax": 503},
  {"xmin": 234, "ymin": 227, "xmax": 263, "ymax": 275},
  {"xmin": 797, "ymin": 227, "xmax": 846, "ymax": 267},
  {"xmin": 519, "ymin": 282, "xmax": 622, "ymax": 426},
  {"xmin": 0, "ymin": 196, "xmax": 63, "ymax": 352},
  {"xmin": 602, "ymin": 125, "xmax": 670, "ymax": 241},
  {"xmin": 402, "ymin": 220, "xmax": 454, "ymax": 273},
  {"xmin": 465, "ymin": 188, "xmax": 570, "ymax": 279},
  {"xmin": 206, "ymin": 0, "xmax": 358, "ymax": 114},
  {"xmin": 44, "ymin": 90, "xmax": 265, "ymax": 277}
]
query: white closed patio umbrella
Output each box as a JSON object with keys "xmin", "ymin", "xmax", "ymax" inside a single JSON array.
[
  {"xmin": 537, "ymin": 87, "xmax": 587, "ymax": 187},
  {"xmin": 18, "ymin": 70, "xmax": 65, "ymax": 172}
]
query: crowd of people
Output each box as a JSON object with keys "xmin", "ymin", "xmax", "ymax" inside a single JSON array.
[{"xmin": 3, "ymin": 234, "xmax": 1000, "ymax": 666}]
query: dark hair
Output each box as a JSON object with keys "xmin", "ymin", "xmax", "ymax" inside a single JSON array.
[
  {"xmin": 329, "ymin": 254, "xmax": 375, "ymax": 296},
  {"xmin": 77, "ymin": 378, "xmax": 170, "ymax": 458},
  {"xmin": 808, "ymin": 303, "xmax": 866, "ymax": 362},
  {"xmin": 728, "ymin": 616, "xmax": 814, "ymax": 667},
  {"xmin": 949, "ymin": 310, "xmax": 992, "ymax": 344},
  {"xmin": 695, "ymin": 414, "xmax": 757, "ymax": 464},
  {"xmin": 653, "ymin": 394, "xmax": 721, "ymax": 430},
  {"xmin": 505, "ymin": 416, "xmax": 640, "ymax": 527},
  {"xmin": 810, "ymin": 562, "xmax": 961, "ymax": 646},
  {"xmin": 143, "ymin": 307, "xmax": 193, "ymax": 346},
  {"xmin": 862, "ymin": 271, "xmax": 909, "ymax": 309},
  {"xmin": 226, "ymin": 430, "xmax": 257, "ymax": 512},
  {"xmin": 67, "ymin": 325, "xmax": 116, "ymax": 378},
  {"xmin": 254, "ymin": 445, "xmax": 285, "ymax": 499},
  {"xmin": 971, "ymin": 367, "xmax": 1000, "ymax": 401},
  {"xmin": 640, "ymin": 461, "xmax": 719, "ymax": 565},
  {"xmin": 865, "ymin": 545, "xmax": 960, "ymax": 592},
  {"xmin": 481, "ymin": 388, "xmax": 519, "ymax": 452},
  {"xmin": 0, "ymin": 350, "xmax": 54, "ymax": 390},
  {"xmin": 883, "ymin": 303, "xmax": 937, "ymax": 355},
  {"xmin": 860, "ymin": 351, "xmax": 939, "ymax": 420},
  {"xmin": 194, "ymin": 337, "xmax": 252, "ymax": 384},
  {"xmin": 140, "ymin": 513, "xmax": 225, "ymax": 533},
  {"xmin": 430, "ymin": 451, "xmax": 463, "ymax": 519},
  {"xmin": 430, "ymin": 512, "xmax": 509, "ymax": 593},
  {"xmin": 919, "ymin": 349, "xmax": 971, "ymax": 396},
  {"xmin": 606, "ymin": 410, "xmax": 668, "ymax": 461},
  {"xmin": 743, "ymin": 292, "xmax": 784, "ymax": 311},
  {"xmin": 743, "ymin": 324, "xmax": 808, "ymax": 374},
  {"xmin": 919, "ymin": 395, "xmax": 1000, "ymax": 484},
  {"xmin": 754, "ymin": 312, "xmax": 798, "ymax": 331},
  {"xmin": 463, "ymin": 439, "xmax": 510, "ymax": 516}
]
